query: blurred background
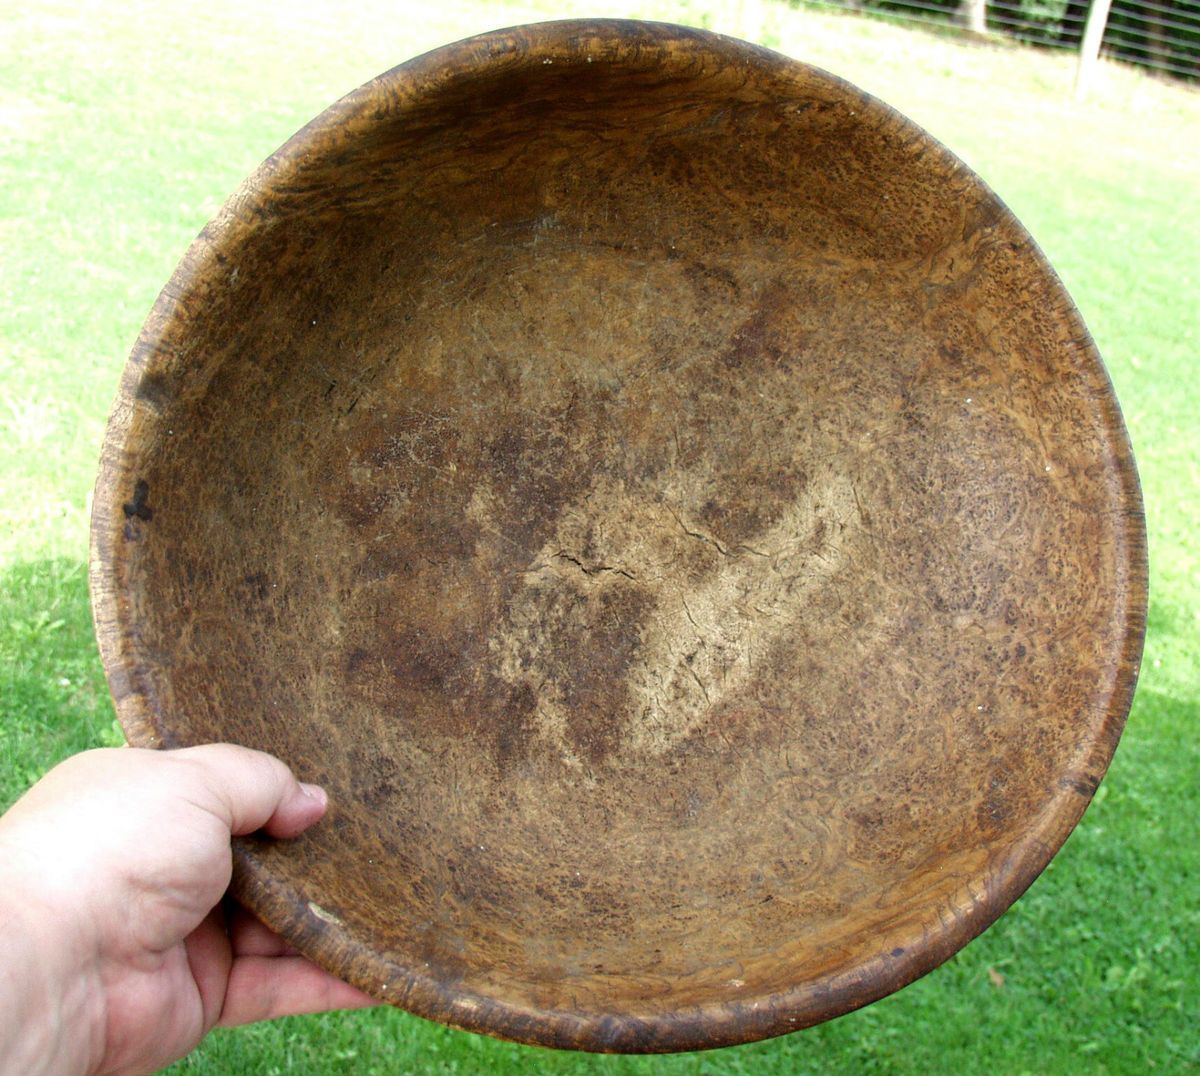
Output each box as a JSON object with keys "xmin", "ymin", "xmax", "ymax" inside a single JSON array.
[{"xmin": 1, "ymin": 0, "xmax": 1196, "ymax": 1071}]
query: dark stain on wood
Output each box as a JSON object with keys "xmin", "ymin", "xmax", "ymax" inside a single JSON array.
[{"xmin": 121, "ymin": 478, "xmax": 153, "ymax": 521}]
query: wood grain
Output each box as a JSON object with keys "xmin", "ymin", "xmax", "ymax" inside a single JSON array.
[{"xmin": 90, "ymin": 19, "xmax": 1146, "ymax": 1052}]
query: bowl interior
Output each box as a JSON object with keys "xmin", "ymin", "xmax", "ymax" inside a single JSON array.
[{"xmin": 92, "ymin": 21, "xmax": 1144, "ymax": 1051}]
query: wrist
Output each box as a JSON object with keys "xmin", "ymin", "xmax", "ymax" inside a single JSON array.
[{"xmin": 0, "ymin": 841, "xmax": 106, "ymax": 1075}]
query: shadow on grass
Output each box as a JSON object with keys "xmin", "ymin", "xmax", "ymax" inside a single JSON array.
[{"xmin": 0, "ymin": 557, "xmax": 118, "ymax": 809}]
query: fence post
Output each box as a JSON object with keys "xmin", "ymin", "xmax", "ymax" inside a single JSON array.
[{"xmin": 1075, "ymin": 0, "xmax": 1115, "ymax": 100}]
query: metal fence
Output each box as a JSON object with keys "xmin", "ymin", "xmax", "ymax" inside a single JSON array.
[{"xmin": 792, "ymin": 0, "xmax": 1200, "ymax": 83}]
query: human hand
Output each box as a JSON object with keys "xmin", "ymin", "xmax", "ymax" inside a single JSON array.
[{"xmin": 0, "ymin": 745, "xmax": 377, "ymax": 1076}]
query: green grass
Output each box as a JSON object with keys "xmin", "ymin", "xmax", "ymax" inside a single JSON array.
[{"xmin": 2, "ymin": 0, "xmax": 1197, "ymax": 1071}]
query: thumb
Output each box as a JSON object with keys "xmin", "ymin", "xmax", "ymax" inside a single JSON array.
[{"xmin": 171, "ymin": 743, "xmax": 328, "ymax": 839}]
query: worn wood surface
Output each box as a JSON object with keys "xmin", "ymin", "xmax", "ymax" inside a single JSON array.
[{"xmin": 90, "ymin": 20, "xmax": 1146, "ymax": 1052}]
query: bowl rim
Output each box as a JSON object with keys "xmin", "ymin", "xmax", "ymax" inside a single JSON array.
[{"xmin": 89, "ymin": 17, "xmax": 1148, "ymax": 1052}]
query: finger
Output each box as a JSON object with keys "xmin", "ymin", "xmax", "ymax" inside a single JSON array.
[
  {"xmin": 218, "ymin": 955, "xmax": 380, "ymax": 1027},
  {"xmin": 170, "ymin": 743, "xmax": 328, "ymax": 838},
  {"xmin": 228, "ymin": 905, "xmax": 300, "ymax": 958},
  {"xmin": 185, "ymin": 907, "xmax": 234, "ymax": 1031}
]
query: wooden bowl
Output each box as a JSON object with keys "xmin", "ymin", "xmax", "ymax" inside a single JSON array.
[{"xmin": 91, "ymin": 20, "xmax": 1146, "ymax": 1052}]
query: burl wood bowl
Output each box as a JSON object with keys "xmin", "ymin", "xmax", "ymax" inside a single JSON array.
[{"xmin": 91, "ymin": 20, "xmax": 1146, "ymax": 1052}]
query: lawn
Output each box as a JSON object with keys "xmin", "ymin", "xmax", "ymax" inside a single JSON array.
[{"xmin": 1, "ymin": 0, "xmax": 1197, "ymax": 1071}]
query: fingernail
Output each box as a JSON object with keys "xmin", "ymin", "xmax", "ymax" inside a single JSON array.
[{"xmin": 300, "ymin": 782, "xmax": 328, "ymax": 808}]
